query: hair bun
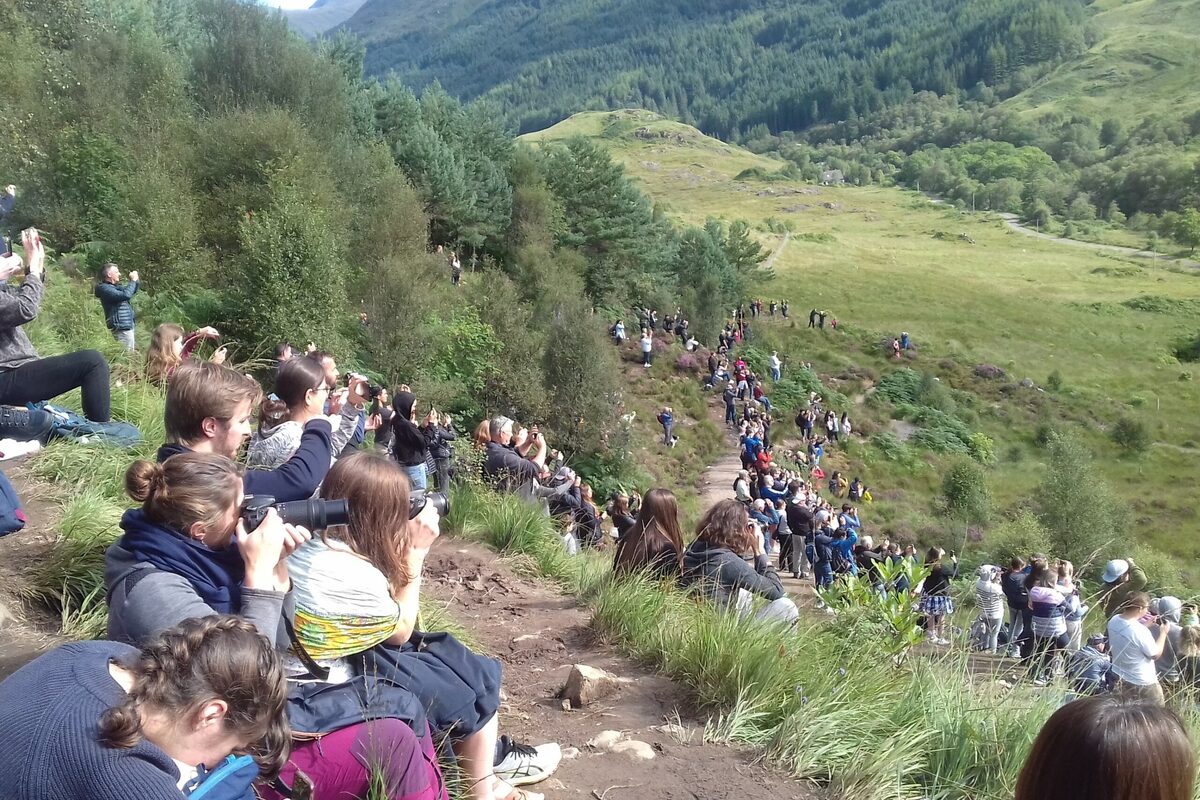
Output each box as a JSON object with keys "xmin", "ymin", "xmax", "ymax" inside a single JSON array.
[{"xmin": 125, "ymin": 459, "xmax": 167, "ymax": 503}]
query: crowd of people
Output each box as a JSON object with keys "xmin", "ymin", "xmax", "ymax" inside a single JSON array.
[{"xmin": 0, "ymin": 219, "xmax": 1195, "ymax": 800}]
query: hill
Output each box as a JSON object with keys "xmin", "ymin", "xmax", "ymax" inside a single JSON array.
[
  {"xmin": 281, "ymin": 0, "xmax": 369, "ymax": 38},
  {"xmin": 347, "ymin": 0, "xmax": 1089, "ymax": 137},
  {"xmin": 527, "ymin": 109, "xmax": 1200, "ymax": 585},
  {"xmin": 1003, "ymin": 0, "xmax": 1200, "ymax": 125}
]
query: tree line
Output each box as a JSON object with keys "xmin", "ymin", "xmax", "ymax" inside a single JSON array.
[{"xmin": 0, "ymin": 0, "xmax": 763, "ymax": 478}]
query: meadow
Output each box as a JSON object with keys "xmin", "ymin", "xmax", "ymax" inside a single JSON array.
[{"xmin": 529, "ymin": 110, "xmax": 1200, "ymax": 583}]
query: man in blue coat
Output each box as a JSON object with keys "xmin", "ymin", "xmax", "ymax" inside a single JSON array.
[{"xmin": 94, "ymin": 262, "xmax": 139, "ymax": 350}]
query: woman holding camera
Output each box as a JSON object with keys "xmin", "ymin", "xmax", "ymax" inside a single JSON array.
[
  {"xmin": 0, "ymin": 616, "xmax": 289, "ymax": 800},
  {"xmin": 248, "ymin": 357, "xmax": 362, "ymax": 470},
  {"xmin": 104, "ymin": 453, "xmax": 448, "ymax": 800},
  {"xmin": 288, "ymin": 453, "xmax": 561, "ymax": 800}
]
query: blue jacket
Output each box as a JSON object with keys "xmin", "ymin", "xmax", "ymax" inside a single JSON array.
[
  {"xmin": 742, "ymin": 436, "xmax": 762, "ymax": 460},
  {"xmin": 831, "ymin": 532, "xmax": 858, "ymax": 573},
  {"xmin": 95, "ymin": 279, "xmax": 138, "ymax": 331}
]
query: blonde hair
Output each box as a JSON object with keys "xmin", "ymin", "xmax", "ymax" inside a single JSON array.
[{"xmin": 146, "ymin": 324, "xmax": 185, "ymax": 386}]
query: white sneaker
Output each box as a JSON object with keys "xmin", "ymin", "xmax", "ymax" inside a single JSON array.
[{"xmin": 494, "ymin": 737, "xmax": 562, "ymax": 787}]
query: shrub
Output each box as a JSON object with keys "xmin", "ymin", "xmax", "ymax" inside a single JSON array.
[
  {"xmin": 967, "ymin": 432, "xmax": 996, "ymax": 464},
  {"xmin": 980, "ymin": 511, "xmax": 1052, "ymax": 566},
  {"xmin": 1111, "ymin": 415, "xmax": 1151, "ymax": 454},
  {"xmin": 1033, "ymin": 421, "xmax": 1058, "ymax": 447},
  {"xmin": 875, "ymin": 368, "xmax": 922, "ymax": 405},
  {"xmin": 1034, "ymin": 436, "xmax": 1129, "ymax": 569},
  {"xmin": 1046, "ymin": 369, "xmax": 1062, "ymax": 391},
  {"xmin": 941, "ymin": 459, "xmax": 991, "ymax": 526},
  {"xmin": 674, "ymin": 353, "xmax": 702, "ymax": 373}
]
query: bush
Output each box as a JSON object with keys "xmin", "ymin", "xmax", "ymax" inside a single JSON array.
[
  {"xmin": 979, "ymin": 511, "xmax": 1052, "ymax": 567},
  {"xmin": 1046, "ymin": 369, "xmax": 1062, "ymax": 391},
  {"xmin": 967, "ymin": 432, "xmax": 996, "ymax": 464},
  {"xmin": 1034, "ymin": 436, "xmax": 1130, "ymax": 569},
  {"xmin": 875, "ymin": 368, "xmax": 922, "ymax": 405},
  {"xmin": 941, "ymin": 459, "xmax": 991, "ymax": 525},
  {"xmin": 1111, "ymin": 415, "xmax": 1151, "ymax": 454}
]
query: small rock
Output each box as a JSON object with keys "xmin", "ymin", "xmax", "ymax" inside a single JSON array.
[
  {"xmin": 560, "ymin": 698, "xmax": 572, "ymax": 712},
  {"xmin": 560, "ymin": 664, "xmax": 624, "ymax": 708},
  {"xmin": 1019, "ymin": 378, "xmax": 1036, "ymax": 388},
  {"xmin": 561, "ymin": 747, "xmax": 581, "ymax": 760},
  {"xmin": 973, "ymin": 364, "xmax": 1006, "ymax": 380},
  {"xmin": 610, "ymin": 739, "xmax": 655, "ymax": 760},
  {"xmin": 587, "ymin": 730, "xmax": 624, "ymax": 749},
  {"xmin": 465, "ymin": 577, "xmax": 486, "ymax": 591}
]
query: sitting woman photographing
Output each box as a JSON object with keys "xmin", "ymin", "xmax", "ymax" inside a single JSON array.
[
  {"xmin": 0, "ymin": 615, "xmax": 289, "ymax": 800},
  {"xmin": 103, "ymin": 453, "xmax": 447, "ymax": 800},
  {"xmin": 289, "ymin": 452, "xmax": 561, "ymax": 800},
  {"xmin": 248, "ymin": 356, "xmax": 363, "ymax": 469},
  {"xmin": 613, "ymin": 488, "xmax": 685, "ymax": 579},
  {"xmin": 681, "ymin": 499, "xmax": 799, "ymax": 627}
]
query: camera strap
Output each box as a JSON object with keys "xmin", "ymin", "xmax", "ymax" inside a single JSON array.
[{"xmin": 282, "ymin": 613, "xmax": 331, "ymax": 682}]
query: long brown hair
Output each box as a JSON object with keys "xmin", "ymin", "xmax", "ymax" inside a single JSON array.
[
  {"xmin": 615, "ymin": 488, "xmax": 684, "ymax": 574},
  {"xmin": 146, "ymin": 323, "xmax": 185, "ymax": 386},
  {"xmin": 319, "ymin": 452, "xmax": 413, "ymax": 595},
  {"xmin": 694, "ymin": 499, "xmax": 753, "ymax": 554},
  {"xmin": 126, "ymin": 453, "xmax": 243, "ymax": 542},
  {"xmin": 99, "ymin": 616, "xmax": 290, "ymax": 777},
  {"xmin": 1015, "ymin": 694, "xmax": 1195, "ymax": 800}
]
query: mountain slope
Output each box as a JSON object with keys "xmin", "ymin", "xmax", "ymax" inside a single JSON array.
[
  {"xmin": 282, "ymin": 0, "xmax": 369, "ymax": 38},
  {"xmin": 528, "ymin": 109, "xmax": 1200, "ymax": 578},
  {"xmin": 1002, "ymin": 0, "xmax": 1200, "ymax": 124},
  {"xmin": 347, "ymin": 0, "xmax": 1089, "ymax": 136}
]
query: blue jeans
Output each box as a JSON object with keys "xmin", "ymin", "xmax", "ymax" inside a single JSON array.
[
  {"xmin": 770, "ymin": 367, "xmax": 780, "ymax": 381},
  {"xmin": 815, "ymin": 563, "xmax": 833, "ymax": 589},
  {"xmin": 403, "ymin": 463, "xmax": 428, "ymax": 492},
  {"xmin": 725, "ymin": 404, "xmax": 736, "ymax": 424}
]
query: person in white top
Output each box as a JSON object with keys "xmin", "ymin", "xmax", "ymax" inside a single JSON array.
[
  {"xmin": 639, "ymin": 329, "xmax": 653, "ymax": 367},
  {"xmin": 1107, "ymin": 591, "xmax": 1170, "ymax": 705},
  {"xmin": 768, "ymin": 351, "xmax": 782, "ymax": 382}
]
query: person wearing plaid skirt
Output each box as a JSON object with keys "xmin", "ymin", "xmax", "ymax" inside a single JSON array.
[{"xmin": 920, "ymin": 547, "xmax": 958, "ymax": 645}]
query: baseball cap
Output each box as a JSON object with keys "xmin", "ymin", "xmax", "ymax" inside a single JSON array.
[
  {"xmin": 1086, "ymin": 634, "xmax": 1107, "ymax": 648},
  {"xmin": 1101, "ymin": 559, "xmax": 1129, "ymax": 584}
]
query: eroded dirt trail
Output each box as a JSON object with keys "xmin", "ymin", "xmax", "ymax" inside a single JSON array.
[{"xmin": 424, "ymin": 539, "xmax": 808, "ymax": 800}]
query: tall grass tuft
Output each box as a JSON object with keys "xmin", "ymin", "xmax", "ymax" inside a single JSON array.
[{"xmin": 448, "ymin": 484, "xmax": 1063, "ymax": 800}]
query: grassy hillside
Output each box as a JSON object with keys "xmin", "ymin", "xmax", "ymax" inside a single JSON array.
[
  {"xmin": 1004, "ymin": 0, "xmax": 1200, "ymax": 124},
  {"xmin": 527, "ymin": 109, "xmax": 1200, "ymax": 584}
]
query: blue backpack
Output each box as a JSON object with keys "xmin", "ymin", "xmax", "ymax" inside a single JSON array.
[
  {"xmin": 183, "ymin": 754, "xmax": 258, "ymax": 800},
  {"xmin": 0, "ymin": 469, "xmax": 25, "ymax": 537}
]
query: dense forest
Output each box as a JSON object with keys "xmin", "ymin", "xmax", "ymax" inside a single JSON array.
[
  {"xmin": 343, "ymin": 0, "xmax": 1200, "ymax": 244},
  {"xmin": 350, "ymin": 0, "xmax": 1090, "ymax": 138},
  {"xmin": 0, "ymin": 0, "xmax": 763, "ymax": 480}
]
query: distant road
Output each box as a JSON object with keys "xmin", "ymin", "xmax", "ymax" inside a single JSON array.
[{"xmin": 997, "ymin": 213, "xmax": 1200, "ymax": 269}]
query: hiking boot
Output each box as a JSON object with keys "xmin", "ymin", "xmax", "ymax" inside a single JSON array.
[
  {"xmin": 494, "ymin": 736, "xmax": 561, "ymax": 786},
  {"xmin": 0, "ymin": 406, "xmax": 53, "ymax": 444}
]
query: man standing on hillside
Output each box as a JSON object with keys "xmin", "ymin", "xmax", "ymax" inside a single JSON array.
[
  {"xmin": 781, "ymin": 300, "xmax": 789, "ymax": 319},
  {"xmin": 808, "ymin": 308, "xmax": 817, "ymax": 328},
  {"xmin": 769, "ymin": 351, "xmax": 782, "ymax": 382},
  {"xmin": 94, "ymin": 262, "xmax": 139, "ymax": 351}
]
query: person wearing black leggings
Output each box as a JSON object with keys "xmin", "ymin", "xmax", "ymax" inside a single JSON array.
[{"xmin": 0, "ymin": 235, "xmax": 111, "ymax": 423}]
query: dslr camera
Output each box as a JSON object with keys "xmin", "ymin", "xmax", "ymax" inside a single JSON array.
[
  {"xmin": 409, "ymin": 490, "xmax": 450, "ymax": 520},
  {"xmin": 241, "ymin": 496, "xmax": 350, "ymax": 531}
]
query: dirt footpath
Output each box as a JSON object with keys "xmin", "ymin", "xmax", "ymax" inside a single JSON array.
[{"xmin": 423, "ymin": 538, "xmax": 810, "ymax": 800}]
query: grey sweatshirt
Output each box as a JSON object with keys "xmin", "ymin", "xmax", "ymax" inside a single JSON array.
[
  {"xmin": 104, "ymin": 541, "xmax": 290, "ymax": 649},
  {"xmin": 0, "ymin": 274, "xmax": 44, "ymax": 370}
]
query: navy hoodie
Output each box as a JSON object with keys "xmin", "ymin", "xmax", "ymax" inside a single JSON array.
[{"xmin": 157, "ymin": 417, "xmax": 332, "ymax": 503}]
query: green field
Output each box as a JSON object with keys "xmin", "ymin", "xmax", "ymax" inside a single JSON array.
[{"xmin": 527, "ymin": 110, "xmax": 1200, "ymax": 581}]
